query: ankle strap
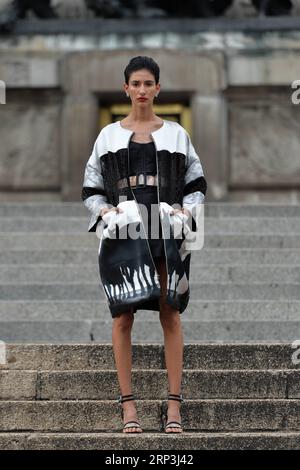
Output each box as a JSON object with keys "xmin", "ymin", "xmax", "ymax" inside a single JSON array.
[
  {"xmin": 168, "ymin": 393, "xmax": 184, "ymax": 403},
  {"xmin": 117, "ymin": 394, "xmax": 135, "ymax": 404}
]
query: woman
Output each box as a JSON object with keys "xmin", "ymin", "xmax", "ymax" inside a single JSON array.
[{"xmin": 82, "ymin": 56, "xmax": 207, "ymax": 434}]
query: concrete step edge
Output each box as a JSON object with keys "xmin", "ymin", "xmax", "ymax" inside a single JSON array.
[{"xmin": 0, "ymin": 431, "xmax": 300, "ymax": 450}]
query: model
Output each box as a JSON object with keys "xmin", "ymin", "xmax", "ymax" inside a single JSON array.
[{"xmin": 82, "ymin": 56, "xmax": 207, "ymax": 434}]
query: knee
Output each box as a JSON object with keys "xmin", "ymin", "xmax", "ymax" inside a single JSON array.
[
  {"xmin": 159, "ymin": 307, "xmax": 181, "ymax": 331},
  {"xmin": 113, "ymin": 311, "xmax": 134, "ymax": 331}
]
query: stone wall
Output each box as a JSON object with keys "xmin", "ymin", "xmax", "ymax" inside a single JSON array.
[
  {"xmin": 0, "ymin": 89, "xmax": 62, "ymax": 191},
  {"xmin": 0, "ymin": 21, "xmax": 300, "ymax": 202}
]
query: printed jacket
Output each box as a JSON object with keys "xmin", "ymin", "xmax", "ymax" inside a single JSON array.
[{"xmin": 81, "ymin": 119, "xmax": 207, "ymax": 317}]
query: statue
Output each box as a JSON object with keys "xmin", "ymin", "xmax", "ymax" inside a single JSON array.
[
  {"xmin": 84, "ymin": 1, "xmax": 236, "ymax": 19},
  {"xmin": 85, "ymin": 0, "xmax": 135, "ymax": 18},
  {"xmin": 151, "ymin": 0, "xmax": 293, "ymax": 17},
  {"xmin": 13, "ymin": 0, "xmax": 57, "ymax": 18},
  {"xmin": 0, "ymin": 0, "xmax": 296, "ymax": 31},
  {"xmin": 154, "ymin": 0, "xmax": 234, "ymax": 18},
  {"xmin": 85, "ymin": 0, "xmax": 168, "ymax": 18},
  {"xmin": 251, "ymin": 0, "xmax": 293, "ymax": 16},
  {"xmin": 0, "ymin": 1, "xmax": 17, "ymax": 32},
  {"xmin": 0, "ymin": 0, "xmax": 57, "ymax": 32}
]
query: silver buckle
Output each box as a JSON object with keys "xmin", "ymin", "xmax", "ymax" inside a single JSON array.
[
  {"xmin": 137, "ymin": 173, "xmax": 147, "ymax": 187},
  {"xmin": 131, "ymin": 173, "xmax": 146, "ymax": 188}
]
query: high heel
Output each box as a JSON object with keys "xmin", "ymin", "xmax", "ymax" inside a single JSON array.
[
  {"xmin": 117, "ymin": 394, "xmax": 143, "ymax": 433},
  {"xmin": 164, "ymin": 393, "xmax": 184, "ymax": 433}
]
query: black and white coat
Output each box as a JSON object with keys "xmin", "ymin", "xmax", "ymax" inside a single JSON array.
[{"xmin": 82, "ymin": 119, "xmax": 207, "ymax": 317}]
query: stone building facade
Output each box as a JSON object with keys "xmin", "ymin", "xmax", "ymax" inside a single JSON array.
[{"xmin": 0, "ymin": 2, "xmax": 300, "ymax": 203}]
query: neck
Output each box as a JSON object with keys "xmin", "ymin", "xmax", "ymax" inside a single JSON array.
[{"xmin": 126, "ymin": 107, "xmax": 156, "ymax": 124}]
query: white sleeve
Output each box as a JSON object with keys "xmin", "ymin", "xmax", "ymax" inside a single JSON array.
[
  {"xmin": 182, "ymin": 131, "xmax": 207, "ymax": 230},
  {"xmin": 81, "ymin": 129, "xmax": 114, "ymax": 218}
]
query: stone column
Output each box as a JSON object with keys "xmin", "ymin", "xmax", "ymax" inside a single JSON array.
[
  {"xmin": 61, "ymin": 93, "xmax": 99, "ymax": 200},
  {"xmin": 60, "ymin": 51, "xmax": 101, "ymax": 201},
  {"xmin": 191, "ymin": 93, "xmax": 228, "ymax": 201}
]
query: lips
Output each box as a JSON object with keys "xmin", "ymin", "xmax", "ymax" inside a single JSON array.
[{"xmin": 138, "ymin": 98, "xmax": 148, "ymax": 101}]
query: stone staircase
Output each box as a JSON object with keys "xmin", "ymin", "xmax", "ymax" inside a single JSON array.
[
  {"xmin": 0, "ymin": 202, "xmax": 299, "ymax": 449},
  {"xmin": 0, "ymin": 202, "xmax": 299, "ymax": 342},
  {"xmin": 0, "ymin": 343, "xmax": 299, "ymax": 450}
]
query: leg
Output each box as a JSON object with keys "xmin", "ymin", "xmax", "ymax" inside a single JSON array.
[
  {"xmin": 155, "ymin": 256, "xmax": 184, "ymax": 433},
  {"xmin": 112, "ymin": 311, "xmax": 142, "ymax": 433}
]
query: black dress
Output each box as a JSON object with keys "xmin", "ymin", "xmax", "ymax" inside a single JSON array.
[{"xmin": 127, "ymin": 140, "xmax": 165, "ymax": 259}]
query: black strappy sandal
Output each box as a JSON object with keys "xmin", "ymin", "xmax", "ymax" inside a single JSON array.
[
  {"xmin": 164, "ymin": 393, "xmax": 184, "ymax": 433},
  {"xmin": 117, "ymin": 394, "xmax": 143, "ymax": 433}
]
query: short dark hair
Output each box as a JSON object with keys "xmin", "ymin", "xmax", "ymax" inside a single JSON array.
[{"xmin": 124, "ymin": 56, "xmax": 160, "ymax": 85}]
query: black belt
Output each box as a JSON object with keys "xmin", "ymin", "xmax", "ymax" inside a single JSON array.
[{"xmin": 117, "ymin": 173, "xmax": 158, "ymax": 189}]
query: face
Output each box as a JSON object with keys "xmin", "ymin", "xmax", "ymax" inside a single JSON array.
[{"xmin": 124, "ymin": 68, "xmax": 160, "ymax": 105}]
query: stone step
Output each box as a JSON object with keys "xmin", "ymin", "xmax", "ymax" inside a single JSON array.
[
  {"xmin": 0, "ymin": 300, "xmax": 299, "ymax": 322},
  {"xmin": 0, "ymin": 344, "xmax": 298, "ymax": 370},
  {"xmin": 0, "ymin": 283, "xmax": 300, "ymax": 301},
  {"xmin": 1, "ymin": 216, "xmax": 300, "ymax": 233},
  {"xmin": 0, "ymin": 369, "xmax": 299, "ymax": 400},
  {"xmin": 0, "ymin": 320, "xmax": 299, "ymax": 343},
  {"xmin": 0, "ymin": 202, "xmax": 299, "ymax": 218},
  {"xmin": 1, "ymin": 249, "xmax": 299, "ymax": 264},
  {"xmin": 0, "ymin": 431, "xmax": 299, "ymax": 450},
  {"xmin": 0, "ymin": 399, "xmax": 299, "ymax": 432},
  {"xmin": 1, "ymin": 233, "xmax": 300, "ymax": 249},
  {"xmin": 0, "ymin": 264, "xmax": 299, "ymax": 284}
]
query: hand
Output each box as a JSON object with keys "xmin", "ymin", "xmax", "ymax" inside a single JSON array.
[
  {"xmin": 100, "ymin": 207, "xmax": 123, "ymax": 217},
  {"xmin": 182, "ymin": 208, "xmax": 191, "ymax": 217},
  {"xmin": 170, "ymin": 208, "xmax": 191, "ymax": 217}
]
